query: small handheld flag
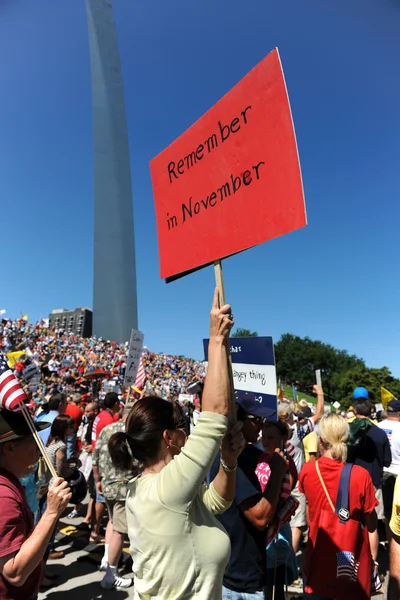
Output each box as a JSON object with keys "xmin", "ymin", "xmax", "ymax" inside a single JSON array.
[
  {"xmin": 134, "ymin": 358, "xmax": 146, "ymax": 389},
  {"xmin": 0, "ymin": 354, "xmax": 27, "ymax": 411},
  {"xmin": 381, "ymin": 387, "xmax": 395, "ymax": 409}
]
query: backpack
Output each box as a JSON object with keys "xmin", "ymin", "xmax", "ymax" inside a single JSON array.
[
  {"xmin": 347, "ymin": 418, "xmax": 372, "ymax": 463},
  {"xmin": 303, "ymin": 461, "xmax": 372, "ymax": 600}
]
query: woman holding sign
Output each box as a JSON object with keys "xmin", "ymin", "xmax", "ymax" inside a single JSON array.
[{"xmin": 109, "ymin": 289, "xmax": 245, "ymax": 599}]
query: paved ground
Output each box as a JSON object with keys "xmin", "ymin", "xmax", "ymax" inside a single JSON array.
[
  {"xmin": 39, "ymin": 512, "xmax": 389, "ymax": 599},
  {"xmin": 38, "ymin": 512, "xmax": 134, "ymax": 600}
]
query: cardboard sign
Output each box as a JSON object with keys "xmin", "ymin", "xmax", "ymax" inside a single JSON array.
[
  {"xmin": 203, "ymin": 336, "xmax": 278, "ymax": 417},
  {"xmin": 124, "ymin": 329, "xmax": 144, "ymax": 386},
  {"xmin": 315, "ymin": 369, "xmax": 322, "ymax": 387},
  {"xmin": 150, "ymin": 48, "xmax": 306, "ymax": 281}
]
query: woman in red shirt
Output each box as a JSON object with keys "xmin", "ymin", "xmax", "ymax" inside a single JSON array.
[{"xmin": 299, "ymin": 413, "xmax": 378, "ymax": 600}]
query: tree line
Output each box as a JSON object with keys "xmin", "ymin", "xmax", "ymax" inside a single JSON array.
[{"xmin": 232, "ymin": 329, "xmax": 400, "ymax": 410}]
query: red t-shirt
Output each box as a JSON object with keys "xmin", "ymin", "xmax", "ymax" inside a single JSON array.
[
  {"xmin": 65, "ymin": 403, "xmax": 83, "ymax": 430},
  {"xmin": 0, "ymin": 469, "xmax": 44, "ymax": 600},
  {"xmin": 299, "ymin": 457, "xmax": 378, "ymax": 529},
  {"xmin": 91, "ymin": 410, "xmax": 115, "ymax": 450}
]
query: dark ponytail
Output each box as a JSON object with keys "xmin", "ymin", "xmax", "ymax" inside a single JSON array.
[
  {"xmin": 108, "ymin": 432, "xmax": 137, "ymax": 471},
  {"xmin": 108, "ymin": 396, "xmax": 186, "ymax": 469}
]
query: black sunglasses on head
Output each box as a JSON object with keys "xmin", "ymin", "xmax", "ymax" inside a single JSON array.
[{"xmin": 246, "ymin": 414, "xmax": 263, "ymax": 424}]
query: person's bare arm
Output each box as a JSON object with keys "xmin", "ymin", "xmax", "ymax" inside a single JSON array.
[
  {"xmin": 0, "ymin": 478, "xmax": 71, "ymax": 587},
  {"xmin": 201, "ymin": 288, "xmax": 233, "ymax": 417},
  {"xmin": 363, "ymin": 510, "xmax": 378, "ymax": 562},
  {"xmin": 311, "ymin": 384, "xmax": 324, "ymax": 424},
  {"xmin": 240, "ymin": 450, "xmax": 288, "ymax": 530},
  {"xmin": 55, "ymin": 447, "xmax": 73, "ymax": 479}
]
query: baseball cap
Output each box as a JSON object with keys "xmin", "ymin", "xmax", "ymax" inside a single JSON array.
[
  {"xmin": 387, "ymin": 399, "xmax": 400, "ymax": 413},
  {"xmin": 235, "ymin": 391, "xmax": 276, "ymax": 419},
  {"xmin": 353, "ymin": 387, "xmax": 369, "ymax": 400},
  {"xmin": 0, "ymin": 410, "xmax": 50, "ymax": 444},
  {"xmin": 297, "ymin": 406, "xmax": 313, "ymax": 421}
]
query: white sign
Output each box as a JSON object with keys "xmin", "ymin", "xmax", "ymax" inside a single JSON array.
[
  {"xmin": 375, "ymin": 403, "xmax": 383, "ymax": 412},
  {"xmin": 204, "ymin": 337, "xmax": 278, "ymax": 416},
  {"xmin": 232, "ymin": 363, "xmax": 277, "ymax": 396},
  {"xmin": 179, "ymin": 394, "xmax": 194, "ymax": 404},
  {"xmin": 124, "ymin": 329, "xmax": 144, "ymax": 386},
  {"xmin": 315, "ymin": 369, "xmax": 322, "ymax": 387},
  {"xmin": 333, "ymin": 401, "xmax": 341, "ymax": 409}
]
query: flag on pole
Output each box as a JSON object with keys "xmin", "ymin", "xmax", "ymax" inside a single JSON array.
[
  {"xmin": 292, "ymin": 385, "xmax": 297, "ymax": 403},
  {"xmin": 0, "ymin": 354, "xmax": 27, "ymax": 411},
  {"xmin": 134, "ymin": 358, "xmax": 146, "ymax": 389},
  {"xmin": 381, "ymin": 387, "xmax": 396, "ymax": 409},
  {"xmin": 6, "ymin": 351, "xmax": 26, "ymax": 369},
  {"xmin": 277, "ymin": 378, "xmax": 284, "ymax": 402},
  {"xmin": 22, "ymin": 315, "xmax": 28, "ymax": 322}
]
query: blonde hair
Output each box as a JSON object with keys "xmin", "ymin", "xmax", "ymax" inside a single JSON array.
[{"xmin": 318, "ymin": 413, "xmax": 349, "ymax": 462}]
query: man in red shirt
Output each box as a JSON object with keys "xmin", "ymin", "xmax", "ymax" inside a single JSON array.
[
  {"xmin": 91, "ymin": 392, "xmax": 120, "ymax": 451},
  {"xmin": 0, "ymin": 410, "xmax": 71, "ymax": 600},
  {"xmin": 65, "ymin": 394, "xmax": 83, "ymax": 430},
  {"xmin": 65, "ymin": 394, "xmax": 84, "ymax": 460},
  {"xmin": 89, "ymin": 392, "xmax": 120, "ymax": 546}
]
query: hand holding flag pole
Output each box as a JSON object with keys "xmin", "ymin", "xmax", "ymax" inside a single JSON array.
[{"xmin": 0, "ymin": 354, "xmax": 57, "ymax": 478}]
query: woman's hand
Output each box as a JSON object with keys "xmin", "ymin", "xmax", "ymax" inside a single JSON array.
[
  {"xmin": 209, "ymin": 288, "xmax": 234, "ymax": 345},
  {"xmin": 220, "ymin": 421, "xmax": 246, "ymax": 467}
]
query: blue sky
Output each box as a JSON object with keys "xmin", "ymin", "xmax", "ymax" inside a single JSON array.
[{"xmin": 1, "ymin": 0, "xmax": 399, "ymax": 375}]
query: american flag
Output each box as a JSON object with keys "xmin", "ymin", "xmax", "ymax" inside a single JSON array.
[
  {"xmin": 336, "ymin": 551, "xmax": 359, "ymax": 582},
  {"xmin": 134, "ymin": 358, "xmax": 146, "ymax": 389},
  {"xmin": 0, "ymin": 354, "xmax": 27, "ymax": 411}
]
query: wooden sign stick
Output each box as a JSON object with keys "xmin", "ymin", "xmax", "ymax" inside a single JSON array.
[
  {"xmin": 19, "ymin": 401, "xmax": 57, "ymax": 478},
  {"xmin": 214, "ymin": 260, "xmax": 237, "ymax": 423}
]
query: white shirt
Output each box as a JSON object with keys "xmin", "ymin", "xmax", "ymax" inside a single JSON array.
[
  {"xmin": 287, "ymin": 418, "xmax": 314, "ymax": 476},
  {"xmin": 378, "ymin": 418, "xmax": 400, "ymax": 476}
]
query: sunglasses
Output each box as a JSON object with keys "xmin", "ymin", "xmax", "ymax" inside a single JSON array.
[{"xmin": 246, "ymin": 415, "xmax": 263, "ymax": 424}]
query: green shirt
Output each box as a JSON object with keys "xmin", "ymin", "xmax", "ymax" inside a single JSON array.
[{"xmin": 92, "ymin": 419, "xmax": 136, "ymax": 501}]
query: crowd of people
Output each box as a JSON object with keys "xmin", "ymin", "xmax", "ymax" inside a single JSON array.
[
  {"xmin": 0, "ymin": 318, "xmax": 206, "ymax": 406},
  {"xmin": 1, "ymin": 303, "xmax": 400, "ymax": 600}
]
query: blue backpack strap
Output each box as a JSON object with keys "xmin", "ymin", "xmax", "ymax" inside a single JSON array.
[{"xmin": 335, "ymin": 463, "xmax": 352, "ymax": 523}]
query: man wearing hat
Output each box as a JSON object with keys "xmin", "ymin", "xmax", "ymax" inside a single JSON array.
[
  {"xmin": 378, "ymin": 398, "xmax": 400, "ymax": 530},
  {"xmin": 209, "ymin": 392, "xmax": 286, "ymax": 600},
  {"xmin": 0, "ymin": 410, "xmax": 71, "ymax": 600},
  {"xmin": 347, "ymin": 386, "xmax": 391, "ymax": 581}
]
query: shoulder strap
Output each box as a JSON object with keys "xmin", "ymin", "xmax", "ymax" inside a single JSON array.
[
  {"xmin": 335, "ymin": 463, "xmax": 352, "ymax": 522},
  {"xmin": 315, "ymin": 460, "xmax": 335, "ymax": 513}
]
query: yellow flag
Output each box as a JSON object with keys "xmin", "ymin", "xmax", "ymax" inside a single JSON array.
[
  {"xmin": 6, "ymin": 351, "xmax": 26, "ymax": 368},
  {"xmin": 22, "ymin": 314, "xmax": 28, "ymax": 321},
  {"xmin": 381, "ymin": 387, "xmax": 395, "ymax": 409}
]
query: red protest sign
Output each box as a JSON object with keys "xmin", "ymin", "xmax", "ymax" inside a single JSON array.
[{"xmin": 150, "ymin": 48, "xmax": 306, "ymax": 281}]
